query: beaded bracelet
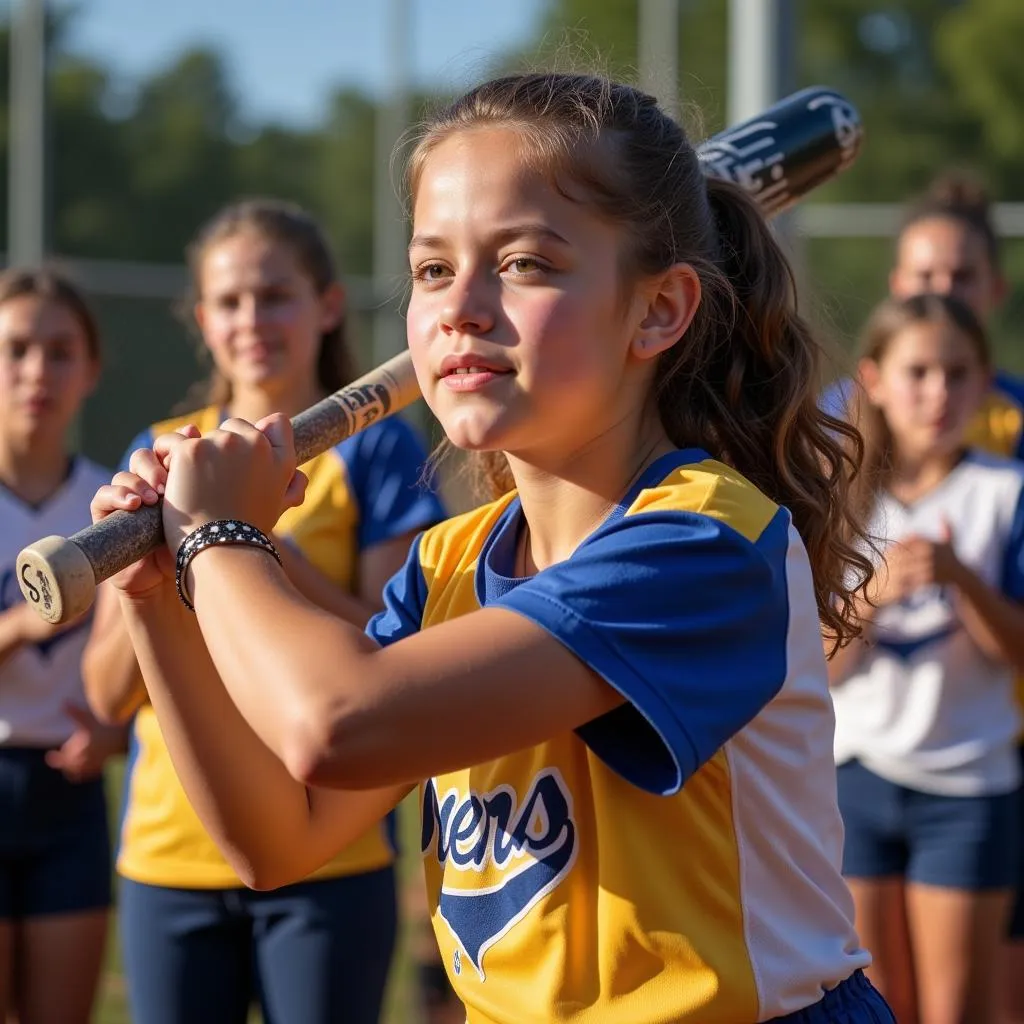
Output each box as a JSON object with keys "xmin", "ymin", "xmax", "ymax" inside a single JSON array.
[{"xmin": 175, "ymin": 519, "xmax": 282, "ymax": 611}]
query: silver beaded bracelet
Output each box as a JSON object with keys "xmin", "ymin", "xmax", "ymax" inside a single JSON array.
[{"xmin": 174, "ymin": 519, "xmax": 282, "ymax": 611}]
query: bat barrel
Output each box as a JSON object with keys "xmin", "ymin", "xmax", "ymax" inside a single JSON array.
[{"xmin": 697, "ymin": 85, "xmax": 862, "ymax": 216}]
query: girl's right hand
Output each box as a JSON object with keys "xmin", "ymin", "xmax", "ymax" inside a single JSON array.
[{"xmin": 89, "ymin": 426, "xmax": 200, "ymax": 599}]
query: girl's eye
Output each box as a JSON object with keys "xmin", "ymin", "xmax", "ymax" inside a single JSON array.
[
  {"xmin": 414, "ymin": 263, "xmax": 450, "ymax": 283},
  {"xmin": 505, "ymin": 257, "xmax": 544, "ymax": 276}
]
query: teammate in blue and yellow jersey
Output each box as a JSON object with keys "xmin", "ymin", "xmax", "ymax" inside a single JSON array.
[
  {"xmin": 89, "ymin": 73, "xmax": 895, "ymax": 1022},
  {"xmin": 82, "ymin": 201, "xmax": 445, "ymax": 1024}
]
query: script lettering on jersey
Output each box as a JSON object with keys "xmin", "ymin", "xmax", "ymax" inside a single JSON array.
[{"xmin": 421, "ymin": 769, "xmax": 577, "ymax": 980}]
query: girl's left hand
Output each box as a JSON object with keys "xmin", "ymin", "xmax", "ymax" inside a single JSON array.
[
  {"xmin": 892, "ymin": 519, "xmax": 963, "ymax": 591},
  {"xmin": 155, "ymin": 414, "xmax": 308, "ymax": 553},
  {"xmin": 45, "ymin": 701, "xmax": 127, "ymax": 782}
]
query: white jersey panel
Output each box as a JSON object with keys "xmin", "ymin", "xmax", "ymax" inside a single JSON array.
[{"xmin": 0, "ymin": 458, "xmax": 110, "ymax": 747}]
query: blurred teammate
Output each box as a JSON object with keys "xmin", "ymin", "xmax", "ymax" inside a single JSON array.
[
  {"xmin": 832, "ymin": 294, "xmax": 1024, "ymax": 1023},
  {"xmin": 83, "ymin": 200, "xmax": 445, "ymax": 1024},
  {"xmin": 0, "ymin": 269, "xmax": 125, "ymax": 1024}
]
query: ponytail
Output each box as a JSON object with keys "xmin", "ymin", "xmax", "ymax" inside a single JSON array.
[{"xmin": 655, "ymin": 178, "xmax": 871, "ymax": 649}]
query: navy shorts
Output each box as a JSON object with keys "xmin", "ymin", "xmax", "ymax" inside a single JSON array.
[
  {"xmin": 119, "ymin": 866, "xmax": 397, "ymax": 1024},
  {"xmin": 837, "ymin": 759, "xmax": 1019, "ymax": 890},
  {"xmin": 1006, "ymin": 744, "xmax": 1024, "ymax": 938},
  {"xmin": 768, "ymin": 970, "xmax": 895, "ymax": 1023},
  {"xmin": 0, "ymin": 745, "xmax": 112, "ymax": 918}
]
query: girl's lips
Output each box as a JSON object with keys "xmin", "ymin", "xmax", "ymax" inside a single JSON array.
[{"xmin": 440, "ymin": 368, "xmax": 511, "ymax": 392}]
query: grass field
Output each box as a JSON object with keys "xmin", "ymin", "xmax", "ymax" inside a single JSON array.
[{"xmin": 93, "ymin": 762, "xmax": 425, "ymax": 1024}]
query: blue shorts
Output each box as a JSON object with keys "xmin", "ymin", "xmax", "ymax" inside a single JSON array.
[
  {"xmin": 119, "ymin": 866, "xmax": 397, "ymax": 1024},
  {"xmin": 0, "ymin": 746, "xmax": 112, "ymax": 919},
  {"xmin": 769, "ymin": 970, "xmax": 895, "ymax": 1023},
  {"xmin": 837, "ymin": 759, "xmax": 1019, "ymax": 890},
  {"xmin": 1006, "ymin": 744, "xmax": 1024, "ymax": 938}
]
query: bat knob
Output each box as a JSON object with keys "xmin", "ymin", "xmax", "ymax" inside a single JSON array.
[{"xmin": 16, "ymin": 535, "xmax": 96, "ymax": 625}]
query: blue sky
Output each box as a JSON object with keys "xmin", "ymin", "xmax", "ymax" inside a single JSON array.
[{"xmin": 47, "ymin": 0, "xmax": 549, "ymax": 126}]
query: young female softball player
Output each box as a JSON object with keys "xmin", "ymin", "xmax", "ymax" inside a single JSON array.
[
  {"xmin": 82, "ymin": 200, "xmax": 445, "ymax": 1024},
  {"xmin": 831, "ymin": 294, "xmax": 1024, "ymax": 1024},
  {"xmin": 91, "ymin": 73, "xmax": 895, "ymax": 1023},
  {"xmin": 0, "ymin": 269, "xmax": 125, "ymax": 1024}
]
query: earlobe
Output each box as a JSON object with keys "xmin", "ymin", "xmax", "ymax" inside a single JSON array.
[{"xmin": 630, "ymin": 264, "xmax": 701, "ymax": 361}]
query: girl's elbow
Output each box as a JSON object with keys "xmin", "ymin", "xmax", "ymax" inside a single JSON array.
[
  {"xmin": 232, "ymin": 854, "xmax": 300, "ymax": 892},
  {"xmin": 280, "ymin": 699, "xmax": 356, "ymax": 788},
  {"xmin": 281, "ymin": 702, "xmax": 390, "ymax": 790}
]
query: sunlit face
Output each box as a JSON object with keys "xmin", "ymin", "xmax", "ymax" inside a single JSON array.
[
  {"xmin": 0, "ymin": 295, "xmax": 98, "ymax": 447},
  {"xmin": 195, "ymin": 231, "xmax": 339, "ymax": 398},
  {"xmin": 405, "ymin": 128, "xmax": 654, "ymax": 462},
  {"xmin": 861, "ymin": 320, "xmax": 989, "ymax": 461},
  {"xmin": 890, "ymin": 217, "xmax": 1004, "ymax": 324}
]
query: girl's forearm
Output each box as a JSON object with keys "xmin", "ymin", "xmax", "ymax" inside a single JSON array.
[
  {"xmin": 949, "ymin": 563, "xmax": 1024, "ymax": 670},
  {"xmin": 121, "ymin": 587, "xmax": 326, "ymax": 884},
  {"xmin": 188, "ymin": 546, "xmax": 377, "ymax": 781},
  {"xmin": 276, "ymin": 538, "xmax": 377, "ymax": 628},
  {"xmin": 82, "ymin": 586, "xmax": 147, "ymax": 723}
]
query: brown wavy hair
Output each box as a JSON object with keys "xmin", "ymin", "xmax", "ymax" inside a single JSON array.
[
  {"xmin": 404, "ymin": 72, "xmax": 871, "ymax": 649},
  {"xmin": 847, "ymin": 293, "xmax": 990, "ymax": 521},
  {"xmin": 179, "ymin": 198, "xmax": 355, "ymax": 411}
]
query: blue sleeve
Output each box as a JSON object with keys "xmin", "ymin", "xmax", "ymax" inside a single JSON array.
[
  {"xmin": 365, "ymin": 533, "xmax": 429, "ymax": 647},
  {"xmin": 338, "ymin": 418, "xmax": 446, "ymax": 549},
  {"xmin": 819, "ymin": 376, "xmax": 853, "ymax": 420},
  {"xmin": 494, "ymin": 510, "xmax": 791, "ymax": 796},
  {"xmin": 1001, "ymin": 485, "xmax": 1024, "ymax": 601},
  {"xmin": 116, "ymin": 428, "xmax": 156, "ymax": 474}
]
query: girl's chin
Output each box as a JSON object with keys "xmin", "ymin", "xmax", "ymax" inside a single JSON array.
[{"xmin": 437, "ymin": 411, "xmax": 513, "ymax": 453}]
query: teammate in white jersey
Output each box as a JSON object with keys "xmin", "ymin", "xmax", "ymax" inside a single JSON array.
[
  {"xmin": 831, "ymin": 292, "xmax": 1024, "ymax": 1024},
  {"xmin": 0, "ymin": 269, "xmax": 126, "ymax": 1024}
]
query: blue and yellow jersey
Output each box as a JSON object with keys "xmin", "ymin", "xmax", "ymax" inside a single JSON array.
[
  {"xmin": 118, "ymin": 404, "xmax": 445, "ymax": 889},
  {"xmin": 966, "ymin": 371, "xmax": 1024, "ymax": 460},
  {"xmin": 368, "ymin": 448, "xmax": 868, "ymax": 1023}
]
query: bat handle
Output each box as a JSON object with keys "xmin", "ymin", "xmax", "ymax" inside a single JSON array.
[
  {"xmin": 17, "ymin": 350, "xmax": 422, "ymax": 625},
  {"xmin": 18, "ymin": 502, "xmax": 165, "ymax": 625}
]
